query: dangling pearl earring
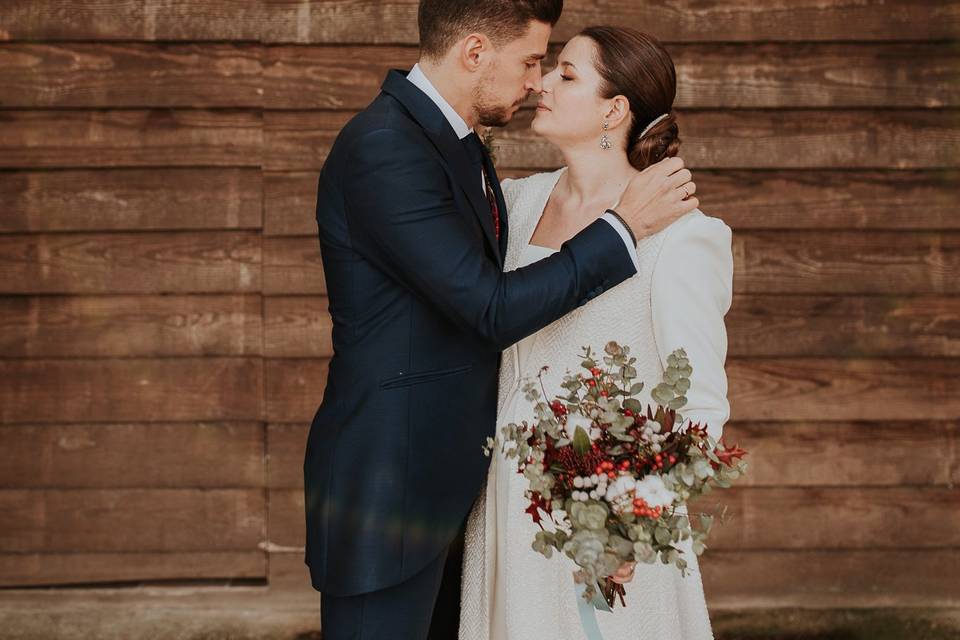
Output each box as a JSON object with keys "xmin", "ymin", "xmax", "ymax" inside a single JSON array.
[{"xmin": 600, "ymin": 120, "xmax": 612, "ymax": 150}]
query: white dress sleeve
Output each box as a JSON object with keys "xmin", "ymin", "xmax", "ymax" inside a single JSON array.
[{"xmin": 650, "ymin": 211, "xmax": 734, "ymax": 440}]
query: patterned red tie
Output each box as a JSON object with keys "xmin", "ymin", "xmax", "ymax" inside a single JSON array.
[{"xmin": 463, "ymin": 132, "xmax": 500, "ymax": 241}]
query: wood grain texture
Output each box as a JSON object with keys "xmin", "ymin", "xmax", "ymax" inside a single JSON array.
[
  {"xmin": 288, "ymin": 421, "xmax": 960, "ymax": 489},
  {"xmin": 267, "ymin": 423, "xmax": 309, "ymax": 489},
  {"xmin": 264, "ymin": 358, "xmax": 960, "ymax": 423},
  {"xmin": 263, "ymin": 43, "xmax": 959, "ymax": 110},
  {"xmin": 254, "ymin": 294, "xmax": 960, "ymax": 359},
  {"xmin": 0, "ymin": 358, "xmax": 263, "ymax": 423},
  {"xmin": 0, "ymin": 551, "xmax": 266, "ymax": 587},
  {"xmin": 727, "ymin": 295, "xmax": 960, "ymax": 357},
  {"xmin": 263, "ymin": 236, "xmax": 325, "ymax": 295},
  {"xmin": 0, "ymin": 0, "xmax": 263, "ymax": 41},
  {"xmin": 263, "ymin": 109, "xmax": 960, "ymax": 171},
  {"xmin": 727, "ymin": 358, "xmax": 960, "ymax": 421},
  {"xmin": 264, "ymin": 296, "xmax": 332, "ymax": 358},
  {"xmin": 264, "ymin": 358, "xmax": 328, "ymax": 423},
  {"xmin": 0, "ymin": 422, "xmax": 265, "ymax": 489},
  {"xmin": 0, "ymin": 488, "xmax": 265, "ymax": 552},
  {"xmin": 258, "ymin": 0, "xmax": 960, "ymax": 44},
  {"xmin": 254, "ymin": 231, "xmax": 959, "ymax": 296},
  {"xmin": 0, "ymin": 232, "xmax": 260, "ymax": 294},
  {"xmin": 725, "ymin": 421, "xmax": 960, "ymax": 488},
  {"xmin": 697, "ymin": 170, "xmax": 960, "ymax": 231},
  {"xmin": 701, "ymin": 549, "xmax": 960, "ymax": 608},
  {"xmin": 264, "ymin": 171, "xmax": 316, "ymax": 236},
  {"xmin": 0, "ymin": 43, "xmax": 262, "ymax": 108},
  {"xmin": 732, "ymin": 231, "xmax": 959, "ymax": 295},
  {"xmin": 495, "ymin": 110, "xmax": 960, "ymax": 171},
  {"xmin": 0, "ymin": 110, "xmax": 262, "ymax": 168},
  {"xmin": 267, "ymin": 170, "xmax": 960, "ymax": 236},
  {"xmin": 0, "ymin": 168, "xmax": 263, "ymax": 233},
  {"xmin": 266, "ymin": 485, "xmax": 960, "ymax": 550},
  {"xmin": 0, "ymin": 295, "xmax": 262, "ymax": 357}
]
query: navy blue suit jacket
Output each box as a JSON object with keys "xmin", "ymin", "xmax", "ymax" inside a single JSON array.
[{"xmin": 304, "ymin": 69, "xmax": 637, "ymax": 596}]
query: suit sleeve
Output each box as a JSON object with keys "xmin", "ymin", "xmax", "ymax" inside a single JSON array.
[
  {"xmin": 341, "ymin": 127, "xmax": 637, "ymax": 351},
  {"xmin": 650, "ymin": 213, "xmax": 734, "ymax": 440}
]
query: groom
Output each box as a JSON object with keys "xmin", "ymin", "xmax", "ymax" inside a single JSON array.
[{"xmin": 304, "ymin": 1, "xmax": 698, "ymax": 638}]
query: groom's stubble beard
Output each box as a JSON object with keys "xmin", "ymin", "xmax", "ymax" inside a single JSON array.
[{"xmin": 473, "ymin": 70, "xmax": 528, "ymax": 128}]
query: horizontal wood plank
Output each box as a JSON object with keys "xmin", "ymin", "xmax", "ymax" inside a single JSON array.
[
  {"xmin": 0, "ymin": 231, "xmax": 260, "ymax": 294},
  {"xmin": 0, "ymin": 488, "xmax": 265, "ymax": 552},
  {"xmin": 287, "ymin": 421, "xmax": 960, "ymax": 489},
  {"xmin": 0, "ymin": 168, "xmax": 263, "ymax": 232},
  {"xmin": 0, "ymin": 295, "xmax": 262, "ymax": 357},
  {"xmin": 727, "ymin": 294, "xmax": 960, "ymax": 357},
  {"xmin": 0, "ymin": 43, "xmax": 262, "ymax": 108},
  {"xmin": 266, "ymin": 485, "xmax": 960, "ymax": 550},
  {"xmin": 264, "ymin": 171, "xmax": 316, "ymax": 236},
  {"xmin": 256, "ymin": 231, "xmax": 960, "ymax": 296},
  {"xmin": 0, "ymin": 358, "xmax": 262, "ymax": 423},
  {"xmin": 259, "ymin": 0, "xmax": 959, "ymax": 44},
  {"xmin": 727, "ymin": 358, "xmax": 960, "ymax": 421},
  {"xmin": 266, "ymin": 358, "xmax": 960, "ymax": 423},
  {"xmin": 0, "ymin": 110, "xmax": 262, "ymax": 168},
  {"xmin": 697, "ymin": 170, "xmax": 960, "ymax": 231},
  {"xmin": 732, "ymin": 231, "xmax": 959, "ymax": 295},
  {"xmin": 0, "ymin": 551, "xmax": 265, "ymax": 587},
  {"xmin": 726, "ymin": 421, "xmax": 960, "ymax": 488},
  {"xmin": 263, "ymin": 43, "xmax": 959, "ymax": 110},
  {"xmin": 264, "ymin": 296, "xmax": 331, "ymax": 358},
  {"xmin": 0, "ymin": 423, "xmax": 265, "ymax": 489},
  {"xmin": 701, "ymin": 549, "xmax": 960, "ymax": 608},
  {"xmin": 495, "ymin": 110, "xmax": 960, "ymax": 171},
  {"xmin": 267, "ymin": 423, "xmax": 309, "ymax": 489},
  {"xmin": 263, "ymin": 236, "xmax": 325, "ymax": 295},
  {"xmin": 265, "ymin": 359, "xmax": 328, "ymax": 423},
  {"xmin": 269, "ymin": 170, "xmax": 960, "ymax": 236},
  {"xmin": 259, "ymin": 294, "xmax": 960, "ymax": 359},
  {"xmin": 264, "ymin": 110, "xmax": 960, "ymax": 171},
  {"xmin": 0, "ymin": 0, "xmax": 263, "ymax": 41},
  {"xmin": 2, "ymin": 0, "xmax": 953, "ymax": 43}
]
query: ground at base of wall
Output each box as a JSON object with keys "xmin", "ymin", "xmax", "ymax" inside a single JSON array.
[
  {"xmin": 713, "ymin": 608, "xmax": 960, "ymax": 640},
  {"xmin": 0, "ymin": 587, "xmax": 956, "ymax": 640}
]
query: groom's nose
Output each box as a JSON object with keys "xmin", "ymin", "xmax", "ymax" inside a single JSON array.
[{"xmin": 525, "ymin": 72, "xmax": 543, "ymax": 95}]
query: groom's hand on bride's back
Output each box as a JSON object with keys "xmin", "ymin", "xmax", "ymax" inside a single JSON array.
[{"xmin": 615, "ymin": 157, "xmax": 698, "ymax": 241}]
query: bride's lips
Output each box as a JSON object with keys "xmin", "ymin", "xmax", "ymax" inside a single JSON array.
[{"xmin": 536, "ymin": 103, "xmax": 551, "ymax": 111}]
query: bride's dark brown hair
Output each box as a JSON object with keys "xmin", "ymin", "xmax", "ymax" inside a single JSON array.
[{"xmin": 578, "ymin": 26, "xmax": 680, "ymax": 171}]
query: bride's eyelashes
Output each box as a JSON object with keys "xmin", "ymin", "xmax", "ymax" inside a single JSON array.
[{"xmin": 560, "ymin": 74, "xmax": 573, "ymax": 81}]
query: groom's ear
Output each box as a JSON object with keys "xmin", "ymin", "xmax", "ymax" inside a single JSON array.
[{"xmin": 458, "ymin": 32, "xmax": 495, "ymax": 72}]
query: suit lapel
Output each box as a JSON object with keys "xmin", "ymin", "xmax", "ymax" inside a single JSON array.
[{"xmin": 380, "ymin": 70, "xmax": 502, "ymax": 266}]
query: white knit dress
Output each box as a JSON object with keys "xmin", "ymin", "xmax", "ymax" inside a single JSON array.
[{"xmin": 458, "ymin": 167, "xmax": 734, "ymax": 640}]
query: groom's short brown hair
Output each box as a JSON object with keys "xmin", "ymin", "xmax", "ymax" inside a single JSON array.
[{"xmin": 418, "ymin": 0, "xmax": 563, "ymax": 60}]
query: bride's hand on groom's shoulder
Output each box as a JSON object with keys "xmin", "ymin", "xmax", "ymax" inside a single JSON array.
[{"xmin": 615, "ymin": 156, "xmax": 699, "ymax": 241}]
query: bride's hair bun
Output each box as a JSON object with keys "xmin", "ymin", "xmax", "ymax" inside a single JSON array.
[
  {"xmin": 629, "ymin": 113, "xmax": 681, "ymax": 171},
  {"xmin": 579, "ymin": 26, "xmax": 680, "ymax": 171}
]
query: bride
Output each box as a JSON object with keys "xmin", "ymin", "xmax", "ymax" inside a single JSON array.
[{"xmin": 459, "ymin": 27, "xmax": 733, "ymax": 640}]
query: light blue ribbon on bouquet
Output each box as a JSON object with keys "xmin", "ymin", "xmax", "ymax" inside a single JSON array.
[{"xmin": 574, "ymin": 578, "xmax": 612, "ymax": 640}]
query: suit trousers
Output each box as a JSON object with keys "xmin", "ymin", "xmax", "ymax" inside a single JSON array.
[{"xmin": 320, "ymin": 516, "xmax": 468, "ymax": 640}]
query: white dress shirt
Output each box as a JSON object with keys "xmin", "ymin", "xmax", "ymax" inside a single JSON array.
[{"xmin": 405, "ymin": 63, "xmax": 640, "ymax": 272}]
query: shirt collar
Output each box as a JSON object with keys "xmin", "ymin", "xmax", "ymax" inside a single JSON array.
[{"xmin": 406, "ymin": 63, "xmax": 474, "ymax": 140}]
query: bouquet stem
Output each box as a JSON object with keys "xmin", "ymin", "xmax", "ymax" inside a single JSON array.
[{"xmin": 601, "ymin": 578, "xmax": 627, "ymax": 608}]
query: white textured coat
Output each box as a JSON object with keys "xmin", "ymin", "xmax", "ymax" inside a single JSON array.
[{"xmin": 459, "ymin": 167, "xmax": 734, "ymax": 640}]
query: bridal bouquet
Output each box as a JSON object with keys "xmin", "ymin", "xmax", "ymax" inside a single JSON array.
[{"xmin": 484, "ymin": 341, "xmax": 747, "ymax": 610}]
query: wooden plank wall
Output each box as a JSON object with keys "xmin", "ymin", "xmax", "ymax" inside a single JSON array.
[{"xmin": 1, "ymin": 0, "xmax": 958, "ymax": 607}]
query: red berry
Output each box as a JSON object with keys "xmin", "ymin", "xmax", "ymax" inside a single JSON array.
[
  {"xmin": 624, "ymin": 409, "xmax": 633, "ymax": 417},
  {"xmin": 599, "ymin": 390, "xmax": 609, "ymax": 397},
  {"xmin": 586, "ymin": 379, "xmax": 596, "ymax": 387},
  {"xmin": 607, "ymin": 471, "xmax": 616, "ymax": 479}
]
